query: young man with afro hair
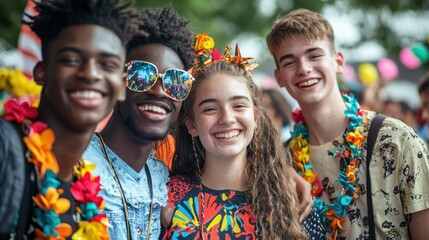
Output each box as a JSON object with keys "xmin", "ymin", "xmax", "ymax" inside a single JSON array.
[
  {"xmin": 83, "ymin": 5, "xmax": 195, "ymax": 239},
  {"xmin": 0, "ymin": 0, "xmax": 141, "ymax": 239}
]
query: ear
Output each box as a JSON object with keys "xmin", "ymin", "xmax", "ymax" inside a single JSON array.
[
  {"xmin": 117, "ymin": 73, "xmax": 127, "ymax": 102},
  {"xmin": 33, "ymin": 61, "xmax": 46, "ymax": 85},
  {"xmin": 335, "ymin": 52, "xmax": 345, "ymax": 74},
  {"xmin": 185, "ymin": 119, "xmax": 198, "ymax": 137}
]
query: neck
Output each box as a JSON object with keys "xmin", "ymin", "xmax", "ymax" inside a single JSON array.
[
  {"xmin": 201, "ymin": 154, "xmax": 248, "ymax": 191},
  {"xmin": 38, "ymin": 113, "xmax": 95, "ymax": 182},
  {"xmin": 301, "ymin": 98, "xmax": 348, "ymax": 146},
  {"xmin": 100, "ymin": 112, "xmax": 154, "ymax": 172}
]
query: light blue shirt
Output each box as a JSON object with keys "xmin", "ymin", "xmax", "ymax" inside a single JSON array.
[{"xmin": 83, "ymin": 135, "xmax": 168, "ymax": 240}]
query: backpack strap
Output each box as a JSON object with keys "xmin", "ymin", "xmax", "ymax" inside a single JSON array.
[{"xmin": 366, "ymin": 113, "xmax": 386, "ymax": 239}]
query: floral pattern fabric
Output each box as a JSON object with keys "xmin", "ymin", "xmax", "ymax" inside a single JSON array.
[{"xmin": 163, "ymin": 175, "xmax": 325, "ymax": 239}]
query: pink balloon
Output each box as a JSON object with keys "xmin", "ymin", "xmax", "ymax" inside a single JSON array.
[
  {"xmin": 343, "ymin": 64, "xmax": 356, "ymax": 82},
  {"xmin": 377, "ymin": 58, "xmax": 398, "ymax": 81},
  {"xmin": 399, "ymin": 48, "xmax": 421, "ymax": 69}
]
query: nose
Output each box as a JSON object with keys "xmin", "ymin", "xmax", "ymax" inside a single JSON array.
[
  {"xmin": 296, "ymin": 59, "xmax": 312, "ymax": 76},
  {"xmin": 218, "ymin": 107, "xmax": 236, "ymax": 125},
  {"xmin": 78, "ymin": 59, "xmax": 102, "ymax": 81}
]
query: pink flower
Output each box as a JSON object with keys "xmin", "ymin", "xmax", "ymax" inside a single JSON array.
[
  {"xmin": 30, "ymin": 121, "xmax": 48, "ymax": 134},
  {"xmin": 71, "ymin": 172, "xmax": 103, "ymax": 206}
]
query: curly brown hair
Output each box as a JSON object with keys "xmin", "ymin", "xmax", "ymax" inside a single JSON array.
[{"xmin": 172, "ymin": 60, "xmax": 306, "ymax": 239}]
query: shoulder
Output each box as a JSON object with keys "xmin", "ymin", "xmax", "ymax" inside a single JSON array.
[
  {"xmin": 148, "ymin": 154, "xmax": 169, "ymax": 179},
  {"xmin": 0, "ymin": 117, "xmax": 27, "ymax": 233},
  {"xmin": 0, "ymin": 117, "xmax": 25, "ymax": 166},
  {"xmin": 364, "ymin": 110, "xmax": 420, "ymax": 140},
  {"xmin": 0, "ymin": 117, "xmax": 21, "ymax": 140},
  {"xmin": 364, "ymin": 110, "xmax": 428, "ymax": 157},
  {"xmin": 82, "ymin": 134, "xmax": 107, "ymax": 164},
  {"xmin": 166, "ymin": 175, "xmax": 198, "ymax": 207}
]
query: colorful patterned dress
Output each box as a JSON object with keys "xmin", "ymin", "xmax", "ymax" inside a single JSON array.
[{"xmin": 162, "ymin": 175, "xmax": 324, "ymax": 239}]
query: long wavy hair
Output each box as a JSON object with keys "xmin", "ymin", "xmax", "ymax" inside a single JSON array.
[{"xmin": 172, "ymin": 61, "xmax": 306, "ymax": 239}]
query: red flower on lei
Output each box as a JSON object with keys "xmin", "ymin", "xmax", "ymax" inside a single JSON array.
[
  {"xmin": 71, "ymin": 172, "xmax": 104, "ymax": 207},
  {"xmin": 3, "ymin": 99, "xmax": 37, "ymax": 123}
]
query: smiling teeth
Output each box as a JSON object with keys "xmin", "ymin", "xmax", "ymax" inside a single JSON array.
[
  {"xmin": 70, "ymin": 90, "xmax": 102, "ymax": 99},
  {"xmin": 298, "ymin": 79, "xmax": 319, "ymax": 87},
  {"xmin": 139, "ymin": 105, "xmax": 167, "ymax": 114},
  {"xmin": 215, "ymin": 130, "xmax": 239, "ymax": 139}
]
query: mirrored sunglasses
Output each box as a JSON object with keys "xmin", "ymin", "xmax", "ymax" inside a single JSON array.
[{"xmin": 125, "ymin": 60, "xmax": 194, "ymax": 101}]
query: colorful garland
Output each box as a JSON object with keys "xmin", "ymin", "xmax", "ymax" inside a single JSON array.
[
  {"xmin": 3, "ymin": 99, "xmax": 109, "ymax": 240},
  {"xmin": 0, "ymin": 68, "xmax": 41, "ymax": 114},
  {"xmin": 289, "ymin": 94, "xmax": 366, "ymax": 240}
]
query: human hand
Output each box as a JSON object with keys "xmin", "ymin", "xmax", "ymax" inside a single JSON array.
[{"xmin": 290, "ymin": 170, "xmax": 314, "ymax": 222}]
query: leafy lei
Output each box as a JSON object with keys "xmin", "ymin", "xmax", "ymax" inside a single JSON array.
[
  {"xmin": 289, "ymin": 94, "xmax": 366, "ymax": 240},
  {"xmin": 2, "ymin": 99, "xmax": 109, "ymax": 240}
]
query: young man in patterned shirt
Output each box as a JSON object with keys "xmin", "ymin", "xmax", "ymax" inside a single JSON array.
[{"xmin": 267, "ymin": 8, "xmax": 429, "ymax": 240}]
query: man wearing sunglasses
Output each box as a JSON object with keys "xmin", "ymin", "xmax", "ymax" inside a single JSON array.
[{"xmin": 82, "ymin": 5, "xmax": 195, "ymax": 240}]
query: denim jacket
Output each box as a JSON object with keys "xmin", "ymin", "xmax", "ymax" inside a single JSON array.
[{"xmin": 83, "ymin": 135, "xmax": 168, "ymax": 239}]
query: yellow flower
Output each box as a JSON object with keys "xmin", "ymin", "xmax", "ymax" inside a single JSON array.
[
  {"xmin": 302, "ymin": 168, "xmax": 316, "ymax": 184},
  {"xmin": 195, "ymin": 32, "xmax": 214, "ymax": 51},
  {"xmin": 290, "ymin": 134, "xmax": 310, "ymax": 171},
  {"xmin": 72, "ymin": 221, "xmax": 110, "ymax": 240},
  {"xmin": 0, "ymin": 68, "xmax": 42, "ymax": 98},
  {"xmin": 74, "ymin": 159, "xmax": 96, "ymax": 179},
  {"xmin": 24, "ymin": 128, "xmax": 59, "ymax": 177}
]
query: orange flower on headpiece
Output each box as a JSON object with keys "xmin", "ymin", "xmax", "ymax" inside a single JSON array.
[{"xmin": 195, "ymin": 33, "xmax": 214, "ymax": 51}]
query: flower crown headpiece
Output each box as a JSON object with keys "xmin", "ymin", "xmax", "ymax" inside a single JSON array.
[{"xmin": 188, "ymin": 33, "xmax": 258, "ymax": 74}]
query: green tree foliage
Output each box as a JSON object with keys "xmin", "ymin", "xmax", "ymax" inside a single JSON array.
[
  {"xmin": 0, "ymin": 0, "xmax": 26, "ymax": 49},
  {"xmin": 0, "ymin": 0, "xmax": 427, "ymax": 59}
]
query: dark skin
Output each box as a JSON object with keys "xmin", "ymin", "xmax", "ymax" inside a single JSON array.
[
  {"xmin": 99, "ymin": 43, "xmax": 183, "ymax": 172},
  {"xmin": 33, "ymin": 25, "xmax": 126, "ymax": 181}
]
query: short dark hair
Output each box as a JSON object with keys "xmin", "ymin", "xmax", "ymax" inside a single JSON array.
[
  {"xmin": 127, "ymin": 5, "xmax": 195, "ymax": 70},
  {"xmin": 25, "ymin": 0, "xmax": 141, "ymax": 62}
]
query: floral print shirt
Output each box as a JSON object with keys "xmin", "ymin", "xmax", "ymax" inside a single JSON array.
[{"xmin": 310, "ymin": 110, "xmax": 429, "ymax": 239}]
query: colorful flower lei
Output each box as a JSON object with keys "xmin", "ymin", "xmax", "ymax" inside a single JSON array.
[
  {"xmin": 289, "ymin": 94, "xmax": 366, "ymax": 240},
  {"xmin": 2, "ymin": 99, "xmax": 109, "ymax": 240},
  {"xmin": 0, "ymin": 68, "xmax": 42, "ymax": 113}
]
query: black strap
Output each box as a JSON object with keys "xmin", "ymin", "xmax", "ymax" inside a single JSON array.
[{"xmin": 366, "ymin": 114, "xmax": 386, "ymax": 239}]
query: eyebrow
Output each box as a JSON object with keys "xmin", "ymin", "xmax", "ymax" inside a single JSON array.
[
  {"xmin": 278, "ymin": 47, "xmax": 322, "ymax": 63},
  {"xmin": 198, "ymin": 95, "xmax": 250, "ymax": 107},
  {"xmin": 56, "ymin": 47, "xmax": 122, "ymax": 60}
]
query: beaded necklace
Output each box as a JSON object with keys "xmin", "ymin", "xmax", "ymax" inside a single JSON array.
[
  {"xmin": 3, "ymin": 99, "xmax": 109, "ymax": 240},
  {"xmin": 289, "ymin": 94, "xmax": 366, "ymax": 240}
]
